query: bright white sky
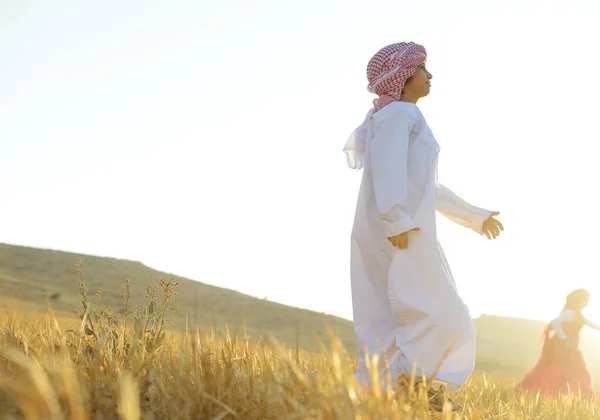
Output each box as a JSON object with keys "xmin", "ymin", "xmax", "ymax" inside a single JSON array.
[{"xmin": 1, "ymin": 0, "xmax": 599, "ymax": 325}]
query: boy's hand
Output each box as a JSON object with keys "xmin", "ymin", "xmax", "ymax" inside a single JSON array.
[
  {"xmin": 482, "ymin": 211, "xmax": 503, "ymax": 240},
  {"xmin": 388, "ymin": 227, "xmax": 420, "ymax": 250}
]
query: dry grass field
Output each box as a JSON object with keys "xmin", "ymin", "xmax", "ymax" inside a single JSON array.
[{"xmin": 1, "ymin": 244, "xmax": 600, "ymax": 418}]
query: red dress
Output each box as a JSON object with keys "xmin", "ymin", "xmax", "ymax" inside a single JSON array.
[{"xmin": 515, "ymin": 311, "xmax": 594, "ymax": 399}]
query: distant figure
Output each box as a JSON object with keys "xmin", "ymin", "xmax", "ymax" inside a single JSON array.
[
  {"xmin": 516, "ymin": 289, "xmax": 599, "ymax": 400},
  {"xmin": 344, "ymin": 41, "xmax": 503, "ymax": 411}
]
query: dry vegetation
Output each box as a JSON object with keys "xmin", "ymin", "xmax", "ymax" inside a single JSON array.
[
  {"xmin": 0, "ymin": 258, "xmax": 599, "ymax": 419},
  {"xmin": 0, "ymin": 243, "xmax": 355, "ymax": 352},
  {"xmin": 4, "ymin": 241, "xmax": 600, "ymax": 384}
]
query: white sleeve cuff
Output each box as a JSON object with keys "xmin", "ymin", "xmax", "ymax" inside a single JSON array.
[
  {"xmin": 381, "ymin": 205, "xmax": 418, "ymax": 237},
  {"xmin": 470, "ymin": 207, "xmax": 492, "ymax": 234},
  {"xmin": 382, "ymin": 216, "xmax": 419, "ymax": 238}
]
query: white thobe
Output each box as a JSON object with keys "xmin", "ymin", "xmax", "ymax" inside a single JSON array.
[{"xmin": 348, "ymin": 101, "xmax": 491, "ymax": 391}]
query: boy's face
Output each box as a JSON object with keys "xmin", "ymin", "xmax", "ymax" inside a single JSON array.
[{"xmin": 403, "ymin": 63, "xmax": 432, "ymax": 100}]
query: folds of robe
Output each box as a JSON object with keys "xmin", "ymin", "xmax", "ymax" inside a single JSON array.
[{"xmin": 350, "ymin": 101, "xmax": 491, "ymax": 391}]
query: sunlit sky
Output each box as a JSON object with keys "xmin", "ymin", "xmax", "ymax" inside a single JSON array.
[{"xmin": 1, "ymin": 0, "xmax": 600, "ymax": 325}]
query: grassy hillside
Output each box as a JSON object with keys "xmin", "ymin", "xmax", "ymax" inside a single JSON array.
[
  {"xmin": 0, "ymin": 243, "xmax": 354, "ymax": 352},
  {"xmin": 2, "ymin": 306, "xmax": 598, "ymax": 419},
  {"xmin": 2, "ymin": 242, "xmax": 600, "ymax": 385}
]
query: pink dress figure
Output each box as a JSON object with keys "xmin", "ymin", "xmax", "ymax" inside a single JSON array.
[{"xmin": 516, "ymin": 289, "xmax": 599, "ymax": 400}]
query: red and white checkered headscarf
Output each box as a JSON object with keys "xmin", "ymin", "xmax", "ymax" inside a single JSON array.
[
  {"xmin": 343, "ymin": 42, "xmax": 427, "ymax": 169},
  {"xmin": 367, "ymin": 42, "xmax": 427, "ymax": 113}
]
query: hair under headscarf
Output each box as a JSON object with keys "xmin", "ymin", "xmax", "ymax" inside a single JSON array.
[{"xmin": 343, "ymin": 42, "xmax": 427, "ymax": 170}]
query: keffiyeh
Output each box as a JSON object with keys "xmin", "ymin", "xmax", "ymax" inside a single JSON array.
[{"xmin": 343, "ymin": 42, "xmax": 427, "ymax": 169}]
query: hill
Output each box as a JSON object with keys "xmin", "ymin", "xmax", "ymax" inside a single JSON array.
[
  {"xmin": 0, "ymin": 243, "xmax": 354, "ymax": 351},
  {"xmin": 2, "ymin": 242, "xmax": 600, "ymax": 384}
]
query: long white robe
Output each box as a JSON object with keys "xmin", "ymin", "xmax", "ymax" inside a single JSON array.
[{"xmin": 349, "ymin": 101, "xmax": 491, "ymax": 391}]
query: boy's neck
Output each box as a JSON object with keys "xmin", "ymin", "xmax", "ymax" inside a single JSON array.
[{"xmin": 399, "ymin": 95, "xmax": 419, "ymax": 104}]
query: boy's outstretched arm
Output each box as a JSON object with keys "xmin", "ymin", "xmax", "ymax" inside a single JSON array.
[{"xmin": 435, "ymin": 183, "xmax": 503, "ymax": 239}]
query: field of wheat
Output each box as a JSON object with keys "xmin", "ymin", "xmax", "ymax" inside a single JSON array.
[{"xmin": 0, "ymin": 263, "xmax": 598, "ymax": 419}]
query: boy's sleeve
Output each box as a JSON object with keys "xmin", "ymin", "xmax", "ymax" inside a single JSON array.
[
  {"xmin": 435, "ymin": 184, "xmax": 492, "ymax": 235},
  {"xmin": 370, "ymin": 108, "xmax": 418, "ymax": 237}
]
